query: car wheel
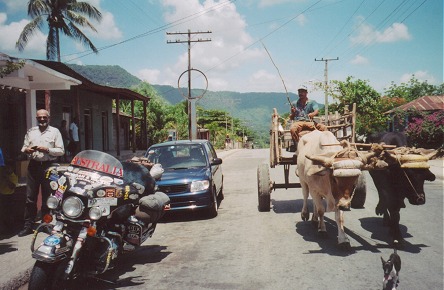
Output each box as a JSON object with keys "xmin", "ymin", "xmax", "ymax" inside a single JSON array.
[{"xmin": 206, "ymin": 187, "xmax": 218, "ymax": 218}]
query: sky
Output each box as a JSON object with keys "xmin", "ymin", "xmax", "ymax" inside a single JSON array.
[{"xmin": 0, "ymin": 0, "xmax": 442, "ymax": 104}]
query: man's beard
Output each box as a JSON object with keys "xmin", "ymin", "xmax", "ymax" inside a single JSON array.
[{"xmin": 38, "ymin": 121, "xmax": 48, "ymax": 127}]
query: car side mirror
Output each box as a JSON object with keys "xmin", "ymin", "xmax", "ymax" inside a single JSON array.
[{"xmin": 211, "ymin": 158, "xmax": 223, "ymax": 165}]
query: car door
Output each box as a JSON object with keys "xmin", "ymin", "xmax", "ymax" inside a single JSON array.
[{"xmin": 204, "ymin": 142, "xmax": 223, "ymax": 194}]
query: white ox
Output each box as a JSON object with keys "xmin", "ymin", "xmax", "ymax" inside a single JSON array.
[{"xmin": 297, "ymin": 130, "xmax": 370, "ymax": 248}]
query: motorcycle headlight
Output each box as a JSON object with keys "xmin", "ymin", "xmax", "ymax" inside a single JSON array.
[
  {"xmin": 47, "ymin": 196, "xmax": 60, "ymax": 209},
  {"xmin": 190, "ymin": 180, "xmax": 210, "ymax": 192},
  {"xmin": 62, "ymin": 196, "xmax": 84, "ymax": 218},
  {"xmin": 89, "ymin": 207, "xmax": 102, "ymax": 220}
]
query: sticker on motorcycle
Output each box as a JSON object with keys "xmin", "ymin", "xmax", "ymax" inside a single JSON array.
[
  {"xmin": 106, "ymin": 188, "xmax": 116, "ymax": 197},
  {"xmin": 126, "ymin": 233, "xmax": 139, "ymax": 239},
  {"xmin": 58, "ymin": 176, "xmax": 67, "ymax": 186},
  {"xmin": 99, "ymin": 176, "xmax": 114, "ymax": 185},
  {"xmin": 96, "ymin": 189, "xmax": 106, "ymax": 197},
  {"xmin": 50, "ymin": 181, "xmax": 58, "ymax": 190},
  {"xmin": 88, "ymin": 197, "xmax": 118, "ymax": 207},
  {"xmin": 43, "ymin": 235, "xmax": 61, "ymax": 246},
  {"xmin": 69, "ymin": 186, "xmax": 85, "ymax": 195}
]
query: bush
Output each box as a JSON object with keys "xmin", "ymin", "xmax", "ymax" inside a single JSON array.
[{"xmin": 405, "ymin": 111, "xmax": 444, "ymax": 149}]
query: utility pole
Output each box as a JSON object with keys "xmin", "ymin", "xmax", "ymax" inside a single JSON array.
[
  {"xmin": 167, "ymin": 30, "xmax": 211, "ymax": 140},
  {"xmin": 315, "ymin": 57, "xmax": 338, "ymax": 125}
]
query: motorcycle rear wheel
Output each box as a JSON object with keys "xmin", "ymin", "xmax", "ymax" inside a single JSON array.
[{"xmin": 29, "ymin": 260, "xmax": 68, "ymax": 290}]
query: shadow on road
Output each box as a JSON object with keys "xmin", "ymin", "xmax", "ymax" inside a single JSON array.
[
  {"xmin": 78, "ymin": 244, "xmax": 171, "ymax": 289},
  {"xmin": 271, "ymin": 198, "xmax": 306, "ymax": 214},
  {"xmin": 0, "ymin": 242, "xmax": 18, "ymax": 255},
  {"xmin": 359, "ymin": 217, "xmax": 428, "ymax": 254},
  {"xmin": 294, "ymin": 215, "xmax": 428, "ymax": 256}
]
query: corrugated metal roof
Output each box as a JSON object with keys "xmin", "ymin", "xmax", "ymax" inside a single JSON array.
[{"xmin": 386, "ymin": 95, "xmax": 444, "ymax": 113}]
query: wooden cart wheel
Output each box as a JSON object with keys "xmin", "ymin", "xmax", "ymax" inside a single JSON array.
[
  {"xmin": 257, "ymin": 163, "xmax": 271, "ymax": 212},
  {"xmin": 351, "ymin": 173, "xmax": 366, "ymax": 209}
]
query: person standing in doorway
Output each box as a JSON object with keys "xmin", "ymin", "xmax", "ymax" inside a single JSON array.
[
  {"xmin": 18, "ymin": 109, "xmax": 64, "ymax": 237},
  {"xmin": 69, "ymin": 117, "xmax": 80, "ymax": 156},
  {"xmin": 59, "ymin": 120, "xmax": 69, "ymax": 162}
]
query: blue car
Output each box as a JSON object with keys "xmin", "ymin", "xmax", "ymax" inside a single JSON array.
[{"xmin": 145, "ymin": 139, "xmax": 224, "ymax": 217}]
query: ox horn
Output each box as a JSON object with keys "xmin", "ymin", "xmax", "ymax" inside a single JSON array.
[
  {"xmin": 424, "ymin": 149, "xmax": 440, "ymax": 160},
  {"xmin": 358, "ymin": 151, "xmax": 378, "ymax": 164},
  {"xmin": 306, "ymin": 153, "xmax": 335, "ymax": 167}
]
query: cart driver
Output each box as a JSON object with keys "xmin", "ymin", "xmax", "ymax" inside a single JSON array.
[{"xmin": 289, "ymin": 85, "xmax": 326, "ymax": 143}]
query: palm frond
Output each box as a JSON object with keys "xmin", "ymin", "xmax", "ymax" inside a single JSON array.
[
  {"xmin": 69, "ymin": 2, "xmax": 102, "ymax": 21},
  {"xmin": 66, "ymin": 11, "xmax": 97, "ymax": 32},
  {"xmin": 28, "ymin": 0, "xmax": 51, "ymax": 18},
  {"xmin": 67, "ymin": 22, "xmax": 99, "ymax": 53},
  {"xmin": 16, "ymin": 17, "xmax": 44, "ymax": 51}
]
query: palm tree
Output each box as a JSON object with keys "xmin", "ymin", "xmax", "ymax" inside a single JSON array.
[{"xmin": 16, "ymin": 0, "xmax": 102, "ymax": 61}]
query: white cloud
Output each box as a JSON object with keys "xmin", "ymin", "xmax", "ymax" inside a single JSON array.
[
  {"xmin": 351, "ymin": 18, "xmax": 411, "ymax": 45},
  {"xmin": 136, "ymin": 68, "xmax": 161, "ymax": 84},
  {"xmin": 162, "ymin": 0, "xmax": 262, "ymax": 71},
  {"xmin": 350, "ymin": 54, "xmax": 369, "ymax": 65},
  {"xmin": 295, "ymin": 14, "xmax": 306, "ymax": 26},
  {"xmin": 81, "ymin": 0, "xmax": 122, "ymax": 40},
  {"xmin": 400, "ymin": 70, "xmax": 436, "ymax": 84},
  {"xmin": 89, "ymin": 11, "xmax": 122, "ymax": 40},
  {"xmin": 0, "ymin": 13, "xmax": 46, "ymax": 55}
]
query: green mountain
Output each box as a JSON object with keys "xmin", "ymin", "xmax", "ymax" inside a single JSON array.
[
  {"xmin": 67, "ymin": 64, "xmax": 141, "ymax": 88},
  {"xmin": 66, "ymin": 64, "xmax": 324, "ymax": 141}
]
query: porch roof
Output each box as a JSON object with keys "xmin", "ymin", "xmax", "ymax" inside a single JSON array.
[{"xmin": 0, "ymin": 53, "xmax": 81, "ymax": 90}]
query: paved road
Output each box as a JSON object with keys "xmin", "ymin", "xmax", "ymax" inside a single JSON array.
[{"xmin": 4, "ymin": 149, "xmax": 444, "ymax": 289}]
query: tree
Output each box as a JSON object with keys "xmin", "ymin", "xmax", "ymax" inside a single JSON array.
[
  {"xmin": 327, "ymin": 76, "xmax": 391, "ymax": 137},
  {"xmin": 16, "ymin": 0, "xmax": 102, "ymax": 61},
  {"xmin": 384, "ymin": 76, "xmax": 440, "ymax": 102},
  {"xmin": 132, "ymin": 82, "xmax": 172, "ymax": 145}
]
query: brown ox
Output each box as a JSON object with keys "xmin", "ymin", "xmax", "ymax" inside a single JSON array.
[{"xmin": 296, "ymin": 130, "xmax": 373, "ymax": 248}]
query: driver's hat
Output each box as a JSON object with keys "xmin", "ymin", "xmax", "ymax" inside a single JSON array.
[{"xmin": 298, "ymin": 85, "xmax": 308, "ymax": 92}]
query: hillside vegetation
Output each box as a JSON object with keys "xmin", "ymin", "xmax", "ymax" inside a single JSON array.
[{"xmin": 67, "ymin": 64, "xmax": 323, "ymax": 141}]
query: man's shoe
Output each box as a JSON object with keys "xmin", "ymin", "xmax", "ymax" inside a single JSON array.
[{"xmin": 18, "ymin": 227, "xmax": 33, "ymax": 237}]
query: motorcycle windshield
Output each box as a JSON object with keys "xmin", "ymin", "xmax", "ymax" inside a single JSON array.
[{"xmin": 70, "ymin": 150, "xmax": 124, "ymax": 177}]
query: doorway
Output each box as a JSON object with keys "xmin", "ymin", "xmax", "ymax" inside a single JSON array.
[{"xmin": 83, "ymin": 109, "xmax": 92, "ymax": 150}]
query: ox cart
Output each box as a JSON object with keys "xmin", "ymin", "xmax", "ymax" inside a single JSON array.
[{"xmin": 257, "ymin": 103, "xmax": 367, "ymax": 212}]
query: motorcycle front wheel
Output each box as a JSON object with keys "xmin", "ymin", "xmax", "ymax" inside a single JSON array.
[{"xmin": 29, "ymin": 260, "xmax": 69, "ymax": 290}]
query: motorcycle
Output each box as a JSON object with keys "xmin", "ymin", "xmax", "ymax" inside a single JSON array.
[{"xmin": 28, "ymin": 150, "xmax": 169, "ymax": 289}]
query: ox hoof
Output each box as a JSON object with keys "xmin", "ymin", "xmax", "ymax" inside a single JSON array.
[
  {"xmin": 338, "ymin": 242, "xmax": 351, "ymax": 251},
  {"xmin": 318, "ymin": 231, "xmax": 328, "ymax": 239},
  {"xmin": 301, "ymin": 212, "xmax": 310, "ymax": 221}
]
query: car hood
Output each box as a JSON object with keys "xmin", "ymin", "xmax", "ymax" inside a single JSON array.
[{"xmin": 157, "ymin": 167, "xmax": 210, "ymax": 183}]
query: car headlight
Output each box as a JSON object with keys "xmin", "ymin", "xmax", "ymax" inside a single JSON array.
[
  {"xmin": 62, "ymin": 196, "xmax": 84, "ymax": 218},
  {"xmin": 47, "ymin": 196, "xmax": 60, "ymax": 209},
  {"xmin": 190, "ymin": 180, "xmax": 210, "ymax": 192},
  {"xmin": 89, "ymin": 207, "xmax": 102, "ymax": 220}
]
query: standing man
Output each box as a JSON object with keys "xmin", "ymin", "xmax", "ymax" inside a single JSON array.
[
  {"xmin": 69, "ymin": 117, "xmax": 80, "ymax": 156},
  {"xmin": 289, "ymin": 85, "xmax": 326, "ymax": 143},
  {"xmin": 18, "ymin": 109, "xmax": 64, "ymax": 237}
]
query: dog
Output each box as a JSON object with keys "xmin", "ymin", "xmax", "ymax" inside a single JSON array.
[{"xmin": 381, "ymin": 249, "xmax": 401, "ymax": 290}]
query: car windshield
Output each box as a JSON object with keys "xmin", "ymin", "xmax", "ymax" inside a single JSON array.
[{"xmin": 146, "ymin": 144, "xmax": 207, "ymax": 169}]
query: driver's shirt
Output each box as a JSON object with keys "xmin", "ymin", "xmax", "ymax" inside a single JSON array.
[
  {"xmin": 21, "ymin": 126, "xmax": 64, "ymax": 161},
  {"xmin": 291, "ymin": 98, "xmax": 319, "ymax": 121}
]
